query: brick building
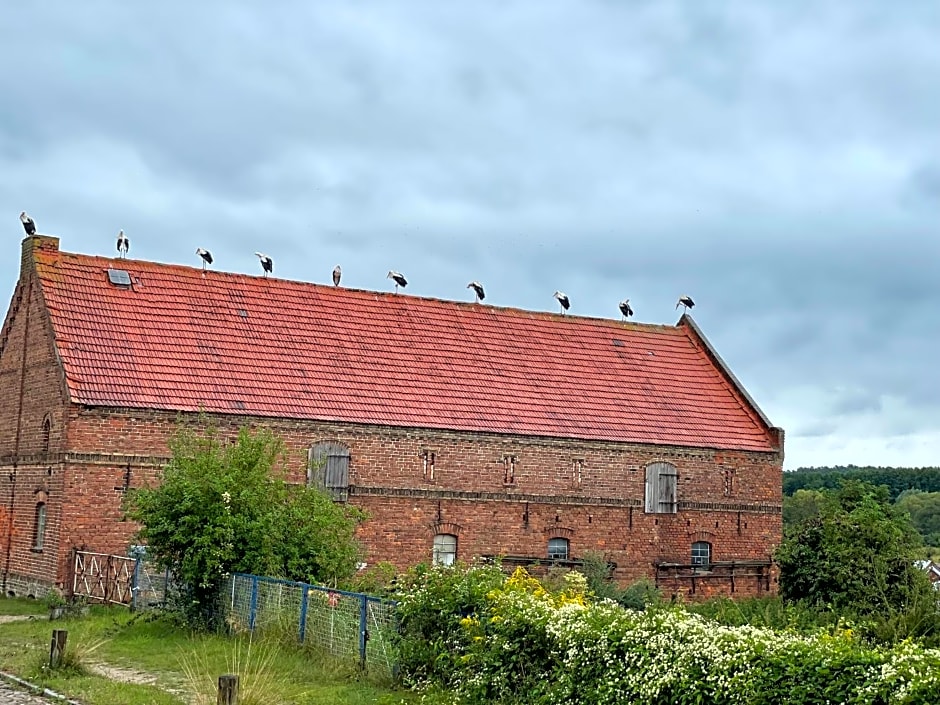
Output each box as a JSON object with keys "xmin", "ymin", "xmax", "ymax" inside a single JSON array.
[{"xmin": 1, "ymin": 234, "xmax": 784, "ymax": 598}]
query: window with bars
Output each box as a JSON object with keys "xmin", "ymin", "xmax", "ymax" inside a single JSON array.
[
  {"xmin": 723, "ymin": 468, "xmax": 736, "ymax": 496},
  {"xmin": 503, "ymin": 455, "xmax": 516, "ymax": 485},
  {"xmin": 548, "ymin": 537, "xmax": 570, "ymax": 560},
  {"xmin": 432, "ymin": 533, "xmax": 457, "ymax": 566},
  {"xmin": 644, "ymin": 462, "xmax": 678, "ymax": 513},
  {"xmin": 308, "ymin": 443, "xmax": 350, "ymax": 501},
  {"xmin": 691, "ymin": 541, "xmax": 712, "ymax": 567},
  {"xmin": 422, "ymin": 450, "xmax": 436, "ymax": 481}
]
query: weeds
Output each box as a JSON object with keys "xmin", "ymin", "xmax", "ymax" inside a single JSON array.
[
  {"xmin": 180, "ymin": 633, "xmax": 298, "ymax": 705},
  {"xmin": 33, "ymin": 634, "xmax": 110, "ymax": 678}
]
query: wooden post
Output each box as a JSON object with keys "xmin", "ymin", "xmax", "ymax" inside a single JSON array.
[
  {"xmin": 49, "ymin": 629, "xmax": 68, "ymax": 668},
  {"xmin": 217, "ymin": 674, "xmax": 239, "ymax": 705}
]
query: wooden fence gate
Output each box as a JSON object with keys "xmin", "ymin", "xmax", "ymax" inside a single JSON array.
[{"xmin": 71, "ymin": 550, "xmax": 135, "ymax": 605}]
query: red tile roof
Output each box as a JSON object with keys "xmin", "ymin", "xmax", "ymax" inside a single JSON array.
[{"xmin": 31, "ymin": 240, "xmax": 778, "ymax": 452}]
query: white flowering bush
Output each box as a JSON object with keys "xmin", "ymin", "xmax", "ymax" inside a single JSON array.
[{"xmin": 395, "ymin": 564, "xmax": 940, "ymax": 704}]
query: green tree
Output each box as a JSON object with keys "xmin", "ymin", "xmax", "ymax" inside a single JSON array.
[
  {"xmin": 775, "ymin": 481, "xmax": 928, "ymax": 616},
  {"xmin": 127, "ymin": 425, "xmax": 365, "ymax": 624},
  {"xmin": 782, "ymin": 489, "xmax": 826, "ymax": 531},
  {"xmin": 896, "ymin": 490, "xmax": 940, "ymax": 547}
]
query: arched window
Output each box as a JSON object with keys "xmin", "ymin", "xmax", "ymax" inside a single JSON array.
[
  {"xmin": 691, "ymin": 541, "xmax": 711, "ymax": 568},
  {"xmin": 644, "ymin": 462, "xmax": 678, "ymax": 514},
  {"xmin": 432, "ymin": 534, "xmax": 457, "ymax": 566},
  {"xmin": 41, "ymin": 416, "xmax": 52, "ymax": 454},
  {"xmin": 548, "ymin": 537, "xmax": 570, "ymax": 560},
  {"xmin": 33, "ymin": 503, "xmax": 47, "ymax": 551},
  {"xmin": 308, "ymin": 443, "xmax": 350, "ymax": 501}
]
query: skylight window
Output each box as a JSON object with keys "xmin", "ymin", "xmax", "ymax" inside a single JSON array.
[{"xmin": 107, "ymin": 269, "xmax": 132, "ymax": 287}]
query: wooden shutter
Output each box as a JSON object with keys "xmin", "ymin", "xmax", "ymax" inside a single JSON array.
[
  {"xmin": 645, "ymin": 465, "xmax": 657, "ymax": 512},
  {"xmin": 309, "ymin": 443, "xmax": 350, "ymax": 501},
  {"xmin": 645, "ymin": 462, "xmax": 678, "ymax": 514}
]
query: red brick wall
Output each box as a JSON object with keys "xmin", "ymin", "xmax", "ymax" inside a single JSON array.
[
  {"xmin": 60, "ymin": 408, "xmax": 782, "ymax": 595},
  {"xmin": 0, "ymin": 237, "xmax": 71, "ymax": 594}
]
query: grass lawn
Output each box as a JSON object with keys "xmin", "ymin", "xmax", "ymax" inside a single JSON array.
[
  {"xmin": 0, "ymin": 597, "xmax": 451, "ymax": 705},
  {"xmin": 0, "ymin": 595, "xmax": 48, "ymax": 616}
]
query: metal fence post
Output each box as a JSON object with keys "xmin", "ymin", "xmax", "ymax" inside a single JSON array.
[
  {"xmin": 298, "ymin": 584, "xmax": 309, "ymax": 644},
  {"xmin": 131, "ymin": 557, "xmax": 142, "ymax": 612},
  {"xmin": 358, "ymin": 594, "xmax": 368, "ymax": 671},
  {"xmin": 248, "ymin": 575, "xmax": 259, "ymax": 631}
]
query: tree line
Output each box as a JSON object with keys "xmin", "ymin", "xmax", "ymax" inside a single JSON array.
[{"xmin": 784, "ymin": 465, "xmax": 940, "ymax": 500}]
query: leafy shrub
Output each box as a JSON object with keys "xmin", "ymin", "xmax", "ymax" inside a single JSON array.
[
  {"xmin": 685, "ymin": 595, "xmax": 841, "ymax": 632},
  {"xmin": 394, "ymin": 561, "xmax": 505, "ymax": 688},
  {"xmin": 127, "ymin": 425, "xmax": 365, "ymax": 626},
  {"xmin": 776, "ymin": 481, "xmax": 927, "ymax": 615},
  {"xmin": 344, "ymin": 561, "xmax": 399, "ymax": 596},
  {"xmin": 617, "ymin": 577, "xmax": 661, "ymax": 611},
  {"xmin": 396, "ymin": 563, "xmax": 940, "ymax": 704}
]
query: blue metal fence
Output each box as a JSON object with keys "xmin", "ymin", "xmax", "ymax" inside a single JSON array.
[{"xmin": 222, "ymin": 573, "xmax": 398, "ymax": 676}]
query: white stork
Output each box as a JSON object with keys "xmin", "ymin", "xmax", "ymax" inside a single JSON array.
[
  {"xmin": 20, "ymin": 212, "xmax": 36, "ymax": 236},
  {"xmin": 467, "ymin": 281, "xmax": 485, "ymax": 303},
  {"xmin": 676, "ymin": 295, "xmax": 695, "ymax": 311},
  {"xmin": 196, "ymin": 248, "xmax": 213, "ymax": 270},
  {"xmin": 255, "ymin": 252, "xmax": 273, "ymax": 277},
  {"xmin": 117, "ymin": 230, "xmax": 129, "ymax": 258},
  {"xmin": 619, "ymin": 299, "xmax": 633, "ymax": 320},
  {"xmin": 553, "ymin": 291, "xmax": 570, "ymax": 314},
  {"xmin": 387, "ymin": 270, "xmax": 408, "ymax": 293}
]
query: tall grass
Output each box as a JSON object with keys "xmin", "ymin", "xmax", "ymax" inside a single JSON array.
[
  {"xmin": 33, "ymin": 634, "xmax": 110, "ymax": 678},
  {"xmin": 180, "ymin": 634, "xmax": 296, "ymax": 705}
]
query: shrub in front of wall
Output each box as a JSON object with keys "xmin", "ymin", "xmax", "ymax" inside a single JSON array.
[
  {"xmin": 394, "ymin": 561, "xmax": 505, "ymax": 688},
  {"xmin": 397, "ymin": 564, "xmax": 940, "ymax": 705}
]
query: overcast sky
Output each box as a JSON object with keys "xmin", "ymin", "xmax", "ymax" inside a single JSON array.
[{"xmin": 2, "ymin": 2, "xmax": 938, "ymax": 470}]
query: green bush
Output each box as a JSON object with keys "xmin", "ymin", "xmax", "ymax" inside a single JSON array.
[
  {"xmin": 617, "ymin": 577, "xmax": 662, "ymax": 611},
  {"xmin": 127, "ymin": 425, "xmax": 365, "ymax": 626},
  {"xmin": 396, "ymin": 563, "xmax": 940, "ymax": 704},
  {"xmin": 393, "ymin": 561, "xmax": 505, "ymax": 688},
  {"xmin": 776, "ymin": 481, "xmax": 929, "ymax": 616}
]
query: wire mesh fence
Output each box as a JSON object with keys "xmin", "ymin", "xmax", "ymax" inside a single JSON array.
[{"xmin": 222, "ymin": 573, "xmax": 398, "ymax": 677}]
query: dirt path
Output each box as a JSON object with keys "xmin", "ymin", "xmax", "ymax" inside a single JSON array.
[
  {"xmin": 0, "ymin": 616, "xmax": 42, "ymax": 625},
  {"xmin": 0, "ymin": 615, "xmax": 188, "ymax": 703},
  {"xmin": 88, "ymin": 662, "xmax": 189, "ymax": 702}
]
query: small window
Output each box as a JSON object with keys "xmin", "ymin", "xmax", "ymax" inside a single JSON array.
[
  {"xmin": 41, "ymin": 416, "xmax": 52, "ymax": 454},
  {"xmin": 432, "ymin": 534, "xmax": 457, "ymax": 566},
  {"xmin": 33, "ymin": 503, "xmax": 47, "ymax": 551},
  {"xmin": 644, "ymin": 462, "xmax": 678, "ymax": 514},
  {"xmin": 573, "ymin": 459, "xmax": 584, "ymax": 487},
  {"xmin": 503, "ymin": 455, "xmax": 516, "ymax": 485},
  {"xmin": 548, "ymin": 537, "xmax": 569, "ymax": 560},
  {"xmin": 723, "ymin": 468, "xmax": 735, "ymax": 497},
  {"xmin": 309, "ymin": 443, "xmax": 350, "ymax": 501},
  {"xmin": 692, "ymin": 541, "xmax": 711, "ymax": 567},
  {"xmin": 422, "ymin": 450, "xmax": 436, "ymax": 481}
]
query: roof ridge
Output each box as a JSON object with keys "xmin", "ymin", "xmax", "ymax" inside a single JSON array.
[{"xmin": 48, "ymin": 248, "xmax": 684, "ymax": 332}]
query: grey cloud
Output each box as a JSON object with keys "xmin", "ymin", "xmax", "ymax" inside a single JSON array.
[
  {"xmin": 1, "ymin": 1, "xmax": 939, "ymax": 468},
  {"xmin": 794, "ymin": 421, "xmax": 840, "ymax": 439}
]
